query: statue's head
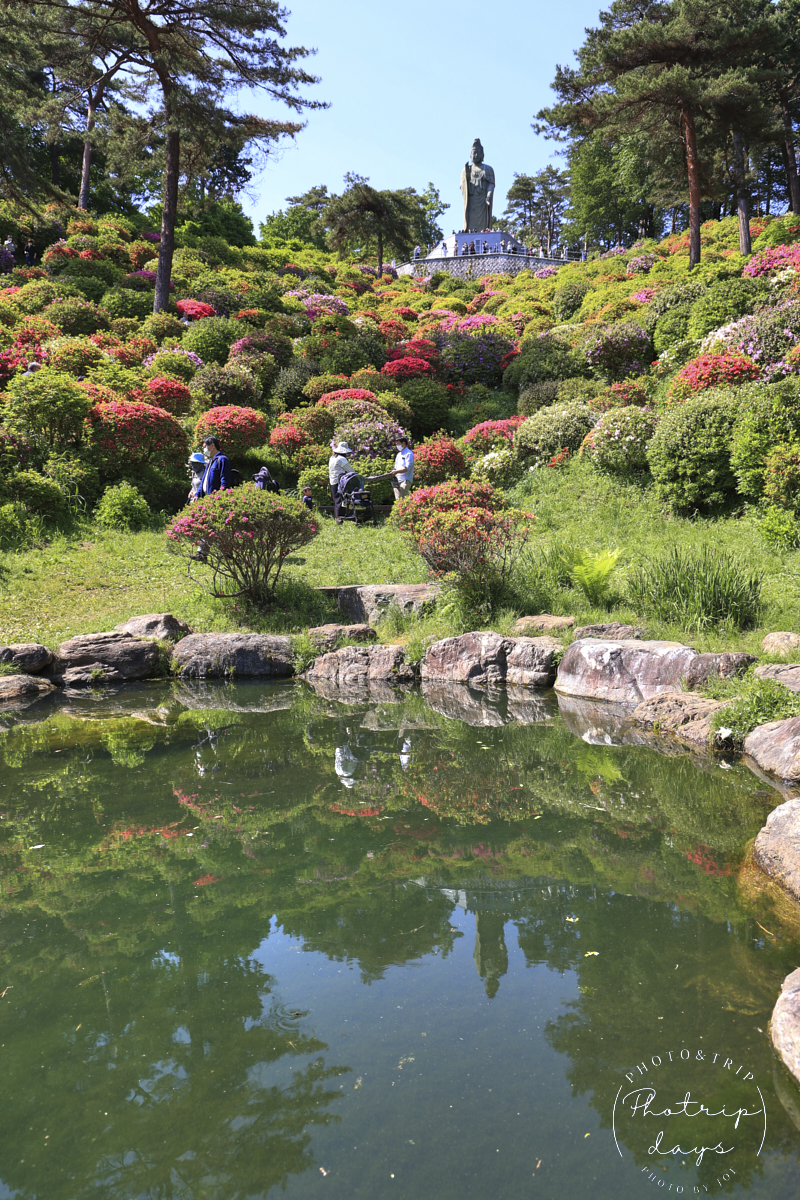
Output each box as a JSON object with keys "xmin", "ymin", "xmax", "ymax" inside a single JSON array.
[{"xmin": 470, "ymin": 139, "xmax": 484, "ymax": 164}]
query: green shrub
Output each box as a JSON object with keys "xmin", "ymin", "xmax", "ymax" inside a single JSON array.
[
  {"xmin": 653, "ymin": 304, "xmax": 691, "ymax": 355},
  {"xmin": 12, "ymin": 469, "xmax": 65, "ymax": 520},
  {"xmin": 181, "ymin": 316, "xmax": 240, "ymax": 365},
  {"xmin": 298, "ymin": 454, "xmax": 395, "ymax": 507},
  {"xmin": 301, "ymin": 373, "xmax": 349, "ymax": 403},
  {"xmin": 85, "ymin": 358, "xmax": 143, "ymax": 394},
  {"xmin": 57, "ymin": 274, "xmax": 111, "ymax": 304},
  {"xmin": 43, "ymin": 451, "xmax": 102, "ymax": 509},
  {"xmin": 470, "ymin": 446, "xmax": 525, "ymax": 489},
  {"xmin": 273, "ymin": 360, "xmax": 317, "ymax": 409},
  {"xmin": 447, "ymin": 389, "xmax": 517, "ymax": 437},
  {"xmin": 189, "ymin": 364, "xmax": 260, "ymax": 410},
  {"xmin": 687, "ymin": 278, "xmax": 763, "ymax": 342},
  {"xmin": 13, "ymin": 279, "xmax": 74, "ymax": 314},
  {"xmin": 145, "ymin": 349, "xmax": 200, "ymax": 382},
  {"xmin": 110, "ymin": 317, "xmax": 141, "ymax": 339},
  {"xmin": 583, "ymin": 406, "xmax": 658, "ymax": 477},
  {"xmin": 627, "ymin": 544, "xmax": 762, "ymax": 630},
  {"xmin": 140, "ymin": 312, "xmax": 185, "ymax": 344},
  {"xmin": 553, "ymin": 280, "xmax": 591, "ymax": 322},
  {"xmin": 0, "ymin": 502, "xmax": 29, "ymax": 548},
  {"xmin": 43, "ymin": 296, "xmax": 111, "ymax": 335},
  {"xmin": 95, "ymin": 481, "xmax": 152, "ymax": 531},
  {"xmin": 646, "ymin": 392, "xmax": 740, "ymax": 512},
  {"xmin": 731, "ymin": 380, "xmax": 800, "ymax": 499},
  {"xmin": 349, "ymin": 367, "xmax": 398, "ymax": 394},
  {"xmin": 502, "ymin": 333, "xmax": 583, "ymax": 395},
  {"xmin": 757, "ymin": 504, "xmax": 800, "ymax": 551},
  {"xmin": 166, "ymin": 488, "xmax": 319, "ymax": 603},
  {"xmin": 708, "ymin": 674, "xmax": 800, "ymax": 749},
  {"xmin": 514, "ymin": 404, "xmax": 595, "ymax": 468},
  {"xmin": 4, "ymin": 368, "xmax": 91, "ymax": 450},
  {"xmin": 398, "ymin": 378, "xmax": 451, "ymax": 437},
  {"xmin": 319, "ymin": 332, "xmax": 386, "ymax": 376},
  {"xmin": 47, "ymin": 337, "xmax": 102, "ymax": 376},
  {"xmin": 763, "ymin": 442, "xmax": 800, "ymax": 512},
  {"xmin": 518, "ymin": 380, "xmax": 560, "ymax": 414}
]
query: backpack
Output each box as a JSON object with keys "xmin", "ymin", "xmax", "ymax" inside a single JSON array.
[{"xmin": 253, "ymin": 466, "xmax": 280, "ymax": 494}]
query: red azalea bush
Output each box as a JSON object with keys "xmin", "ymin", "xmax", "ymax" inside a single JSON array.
[
  {"xmin": 195, "ymin": 405, "xmax": 267, "ymax": 457},
  {"xmin": 668, "ymin": 352, "xmax": 760, "ymax": 403},
  {"xmin": 77, "ymin": 380, "xmax": 120, "ymax": 405},
  {"xmin": 392, "ymin": 307, "xmax": 418, "ymax": 322},
  {"xmin": 47, "ymin": 337, "xmax": 102, "ymax": 375},
  {"xmin": 414, "ymin": 506, "xmax": 532, "ymax": 601},
  {"xmin": 385, "ymin": 338, "xmax": 440, "ymax": 363},
  {"xmin": 269, "ymin": 422, "xmax": 310, "ymax": 456},
  {"xmin": 176, "ymin": 299, "xmax": 216, "ymax": 320},
  {"xmin": 460, "ymin": 416, "xmax": 526, "ymax": 459},
  {"xmin": 85, "ymin": 400, "xmax": 187, "ymax": 470},
  {"xmin": 140, "ymin": 375, "xmax": 192, "ymax": 414},
  {"xmin": 108, "ymin": 336, "xmax": 158, "ymax": 367},
  {"xmin": 413, "ymin": 436, "xmax": 465, "ymax": 485},
  {"xmin": 316, "ymin": 387, "xmax": 379, "ymax": 407},
  {"xmin": 14, "ymin": 316, "xmax": 59, "ymax": 346},
  {"xmin": 379, "ymin": 318, "xmax": 409, "ymax": 344},
  {"xmin": 300, "ymin": 374, "xmax": 349, "ymax": 402},
  {"xmin": 392, "ymin": 477, "xmax": 503, "ymax": 538},
  {"xmin": 128, "ymin": 241, "xmax": 157, "ymax": 271},
  {"xmin": 381, "ymin": 356, "xmax": 433, "ymax": 382},
  {"xmin": 499, "ymin": 349, "xmax": 520, "ymax": 373},
  {"xmin": 0, "ymin": 344, "xmax": 46, "ymax": 387},
  {"xmin": 743, "ymin": 244, "xmax": 800, "ymax": 278},
  {"xmin": 608, "ymin": 378, "xmax": 649, "ymax": 406},
  {"xmin": 89, "ymin": 331, "xmax": 122, "ymax": 351}
]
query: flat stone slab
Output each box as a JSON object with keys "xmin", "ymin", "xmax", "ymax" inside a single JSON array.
[
  {"xmin": 745, "ymin": 716, "xmax": 800, "ymax": 782},
  {"xmin": 171, "ymin": 633, "xmax": 294, "ymax": 679},
  {"xmin": 115, "ymin": 613, "xmax": 192, "ymax": 642},
  {"xmin": 512, "ymin": 614, "xmax": 574, "ymax": 635},
  {"xmin": 762, "ymin": 632, "xmax": 800, "ymax": 657},
  {"xmin": 573, "ymin": 622, "xmax": 645, "ymax": 641},
  {"xmin": 56, "ymin": 631, "xmax": 159, "ymax": 680},
  {"xmin": 335, "ymin": 583, "xmax": 440, "ymax": 626},
  {"xmin": 62, "ymin": 663, "xmax": 124, "ymax": 687},
  {"xmin": 421, "ymin": 632, "xmax": 560, "ymax": 690},
  {"xmin": 0, "ymin": 643, "xmax": 53, "ymax": 673},
  {"xmin": 555, "ymin": 639, "xmax": 700, "ymax": 705},
  {"xmin": 771, "ymin": 968, "xmax": 800, "ymax": 1087},
  {"xmin": 308, "ymin": 623, "xmax": 377, "ymax": 652},
  {"xmin": 755, "ymin": 663, "xmax": 800, "ymax": 694},
  {"xmin": 306, "ymin": 644, "xmax": 414, "ymax": 687},
  {"xmin": 753, "ymin": 797, "xmax": 800, "ymax": 901},
  {"xmin": 0, "ymin": 674, "xmax": 57, "ymax": 709},
  {"xmin": 632, "ymin": 691, "xmax": 731, "ymax": 748}
]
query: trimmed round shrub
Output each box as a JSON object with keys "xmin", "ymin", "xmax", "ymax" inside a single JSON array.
[
  {"xmin": 584, "ymin": 322, "xmax": 652, "ymax": 379},
  {"xmin": 55, "ymin": 274, "xmax": 109, "ymax": 304},
  {"xmin": 43, "ymin": 297, "xmax": 111, "ymax": 335},
  {"xmin": 182, "ymin": 316, "xmax": 241, "ymax": 365},
  {"xmin": 382, "ymin": 356, "xmax": 433, "ymax": 383},
  {"xmin": 553, "ymin": 281, "xmax": 591, "ymax": 322},
  {"xmin": 297, "ymin": 454, "xmax": 396, "ymax": 507},
  {"xmin": 194, "ymin": 405, "xmax": 267, "ymax": 457},
  {"xmin": 731, "ymin": 381, "xmax": 800, "ymax": 498},
  {"xmin": 470, "ymin": 446, "xmax": 525, "ymax": 490},
  {"xmin": 653, "ymin": 304, "xmax": 691, "ymax": 355},
  {"xmin": 503, "ymin": 334, "xmax": 582, "ymax": 394},
  {"xmin": 229, "ymin": 328, "xmax": 293, "ymax": 369},
  {"xmin": 413, "ymin": 506, "xmax": 531, "ymax": 602},
  {"xmin": 0, "ymin": 502, "xmax": 29, "ymax": 548},
  {"xmin": 763, "ymin": 443, "xmax": 800, "ymax": 513},
  {"xmin": 514, "ymin": 404, "xmax": 595, "ymax": 468},
  {"xmin": 518, "ymin": 380, "xmax": 560, "ymax": 415},
  {"xmin": 349, "ymin": 367, "xmax": 398, "ymax": 394},
  {"xmin": 413, "ymin": 437, "xmax": 465, "ymax": 486},
  {"xmin": 166, "ymin": 488, "xmax": 319, "ymax": 602},
  {"xmin": 319, "ymin": 331, "xmax": 387, "ymax": 376},
  {"xmin": 333, "ymin": 417, "xmax": 409, "ymax": 460},
  {"xmin": 398, "ymin": 378, "xmax": 450, "ymax": 437},
  {"xmin": 301, "ymin": 373, "xmax": 349, "ymax": 402},
  {"xmin": 273, "ymin": 360, "xmax": 316, "ymax": 410},
  {"xmin": 391, "ymin": 478, "xmax": 503, "ymax": 538},
  {"xmin": 437, "ymin": 328, "xmax": 515, "ymax": 388},
  {"xmin": 4, "ymin": 367, "xmax": 91, "ymax": 449},
  {"xmin": 229, "ymin": 349, "xmax": 278, "ymax": 394},
  {"xmin": 189, "ymin": 364, "xmax": 259, "ymax": 410},
  {"xmin": 141, "ymin": 375, "xmax": 192, "ymax": 415},
  {"xmin": 581, "ymin": 406, "xmax": 658, "ymax": 476},
  {"xmin": 316, "ymin": 387, "xmax": 379, "ymax": 407},
  {"xmin": 95, "ymin": 481, "xmax": 151, "ymax": 531},
  {"xmin": 12, "ymin": 469, "xmax": 65, "ymax": 519},
  {"xmin": 85, "ymin": 401, "xmax": 188, "ymax": 472},
  {"xmin": 47, "ymin": 337, "xmax": 102, "ymax": 375},
  {"xmin": 646, "ymin": 393, "xmax": 741, "ymax": 512},
  {"xmin": 270, "ymin": 422, "xmax": 310, "ymax": 457},
  {"xmin": 111, "ymin": 336, "xmax": 159, "ymax": 367},
  {"xmin": 140, "ymin": 312, "xmax": 185, "ymax": 344},
  {"xmin": 461, "ymin": 416, "xmax": 525, "ymax": 461},
  {"xmin": 144, "ymin": 348, "xmax": 202, "ymax": 381},
  {"xmin": 668, "ymin": 352, "xmax": 760, "ymax": 403},
  {"xmin": 98, "ymin": 288, "xmax": 152, "ymax": 321},
  {"xmin": 687, "ymin": 279, "xmax": 763, "ymax": 342}
]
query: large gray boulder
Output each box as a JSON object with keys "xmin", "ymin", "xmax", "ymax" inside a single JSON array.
[
  {"xmin": 0, "ymin": 674, "xmax": 57, "ymax": 709},
  {"xmin": 62, "ymin": 663, "xmax": 124, "ymax": 688},
  {"xmin": 762, "ymin": 631, "xmax": 800, "ymax": 657},
  {"xmin": 632, "ymin": 691, "xmax": 731, "ymax": 748},
  {"xmin": 114, "ymin": 613, "xmax": 191, "ymax": 642},
  {"xmin": 420, "ymin": 632, "xmax": 560, "ymax": 690},
  {"xmin": 771, "ymin": 968, "xmax": 800, "ymax": 1087},
  {"xmin": 744, "ymin": 716, "xmax": 800, "ymax": 782},
  {"xmin": 335, "ymin": 582, "xmax": 440, "ymax": 626},
  {"xmin": 0, "ymin": 643, "xmax": 53, "ymax": 673},
  {"xmin": 753, "ymin": 796, "xmax": 800, "ymax": 900},
  {"xmin": 306, "ymin": 644, "xmax": 414, "ymax": 687},
  {"xmin": 684, "ymin": 651, "xmax": 755, "ymax": 689},
  {"xmin": 171, "ymin": 633, "xmax": 294, "ymax": 679},
  {"xmin": 554, "ymin": 638, "xmax": 700, "ymax": 705},
  {"xmin": 754, "ymin": 663, "xmax": 800, "ymax": 694},
  {"xmin": 308, "ymin": 623, "xmax": 377, "ymax": 653},
  {"xmin": 56, "ymin": 631, "xmax": 159, "ymax": 680}
]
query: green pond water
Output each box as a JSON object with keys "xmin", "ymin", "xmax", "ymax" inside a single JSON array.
[{"xmin": 2, "ymin": 680, "xmax": 800, "ymax": 1200}]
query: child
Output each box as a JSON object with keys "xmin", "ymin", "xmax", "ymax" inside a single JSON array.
[{"xmin": 301, "ymin": 486, "xmax": 314, "ymax": 512}]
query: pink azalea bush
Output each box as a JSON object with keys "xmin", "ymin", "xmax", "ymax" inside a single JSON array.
[{"xmin": 195, "ymin": 406, "xmax": 267, "ymax": 456}]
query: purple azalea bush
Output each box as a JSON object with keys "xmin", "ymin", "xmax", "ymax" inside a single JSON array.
[
  {"xmin": 626, "ymin": 254, "xmax": 656, "ymax": 275},
  {"xmin": 433, "ymin": 325, "xmax": 516, "ymax": 387},
  {"xmin": 141, "ymin": 231, "xmax": 161, "ymax": 243},
  {"xmin": 584, "ymin": 322, "xmax": 653, "ymax": 379},
  {"xmin": 705, "ymin": 300, "xmax": 800, "ymax": 380},
  {"xmin": 533, "ymin": 266, "xmax": 558, "ymax": 279},
  {"xmin": 0, "ymin": 246, "xmax": 15, "ymax": 273},
  {"xmin": 333, "ymin": 417, "xmax": 409, "ymax": 460}
]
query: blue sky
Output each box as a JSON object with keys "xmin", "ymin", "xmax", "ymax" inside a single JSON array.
[{"xmin": 238, "ymin": 0, "xmax": 603, "ymax": 234}]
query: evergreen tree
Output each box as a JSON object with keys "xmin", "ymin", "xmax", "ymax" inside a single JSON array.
[{"xmin": 323, "ymin": 176, "xmax": 417, "ymax": 276}]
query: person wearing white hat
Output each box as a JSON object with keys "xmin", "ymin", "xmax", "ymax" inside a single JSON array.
[{"xmin": 328, "ymin": 441, "xmax": 353, "ymax": 524}]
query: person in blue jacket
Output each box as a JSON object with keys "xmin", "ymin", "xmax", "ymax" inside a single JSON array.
[{"xmin": 196, "ymin": 436, "xmax": 232, "ymax": 499}]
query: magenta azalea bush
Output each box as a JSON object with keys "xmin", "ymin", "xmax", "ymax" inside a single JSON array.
[
  {"xmin": 743, "ymin": 244, "xmax": 800, "ymax": 278},
  {"xmin": 166, "ymin": 487, "xmax": 319, "ymax": 602}
]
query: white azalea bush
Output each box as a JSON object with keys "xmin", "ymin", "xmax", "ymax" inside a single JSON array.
[{"xmin": 580, "ymin": 405, "xmax": 659, "ymax": 477}]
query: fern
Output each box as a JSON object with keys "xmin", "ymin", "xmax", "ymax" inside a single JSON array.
[{"xmin": 566, "ymin": 547, "xmax": 621, "ymax": 607}]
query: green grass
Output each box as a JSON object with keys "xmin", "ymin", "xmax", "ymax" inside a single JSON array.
[
  {"xmin": 3, "ymin": 460, "xmax": 800, "ymax": 654},
  {"xmin": 702, "ymin": 671, "xmax": 800, "ymax": 749}
]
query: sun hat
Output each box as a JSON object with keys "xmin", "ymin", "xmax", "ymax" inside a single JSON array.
[
  {"xmin": 335, "ymin": 442, "xmax": 354, "ymax": 455},
  {"xmin": 187, "ymin": 451, "xmax": 206, "ymax": 464}
]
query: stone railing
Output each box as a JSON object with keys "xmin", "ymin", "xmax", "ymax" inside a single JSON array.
[{"xmin": 397, "ymin": 252, "xmax": 573, "ymax": 279}]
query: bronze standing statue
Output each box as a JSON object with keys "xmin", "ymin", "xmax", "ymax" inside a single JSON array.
[{"xmin": 460, "ymin": 139, "xmax": 495, "ymax": 232}]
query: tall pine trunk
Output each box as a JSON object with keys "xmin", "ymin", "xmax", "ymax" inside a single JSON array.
[
  {"xmin": 155, "ymin": 113, "xmax": 179, "ymax": 313},
  {"xmin": 732, "ymin": 131, "xmax": 751, "ymax": 256},
  {"xmin": 782, "ymin": 101, "xmax": 800, "ymax": 215},
  {"xmin": 78, "ymin": 92, "xmax": 98, "ymax": 211},
  {"xmin": 377, "ymin": 230, "xmax": 383, "ymax": 279},
  {"xmin": 682, "ymin": 104, "xmax": 701, "ymax": 268}
]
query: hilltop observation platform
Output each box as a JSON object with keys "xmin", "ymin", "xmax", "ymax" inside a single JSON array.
[{"xmin": 398, "ymin": 232, "xmax": 582, "ymax": 280}]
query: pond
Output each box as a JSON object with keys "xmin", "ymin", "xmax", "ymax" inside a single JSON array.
[{"xmin": 2, "ymin": 680, "xmax": 800, "ymax": 1199}]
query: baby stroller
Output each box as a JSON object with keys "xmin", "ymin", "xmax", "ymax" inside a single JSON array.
[{"xmin": 337, "ymin": 469, "xmax": 376, "ymax": 525}]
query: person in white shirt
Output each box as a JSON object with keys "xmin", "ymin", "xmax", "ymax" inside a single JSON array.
[
  {"xmin": 328, "ymin": 440, "xmax": 353, "ymax": 524},
  {"xmin": 391, "ymin": 436, "xmax": 414, "ymax": 502}
]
